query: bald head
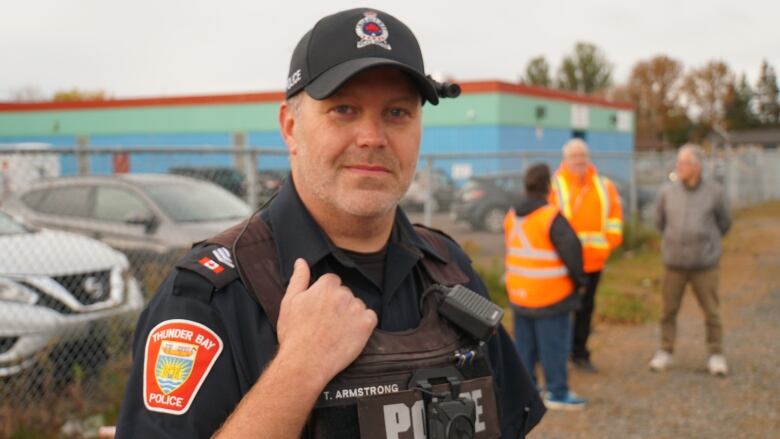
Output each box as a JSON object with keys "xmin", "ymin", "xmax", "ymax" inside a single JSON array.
[{"xmin": 562, "ymin": 138, "xmax": 591, "ymax": 178}]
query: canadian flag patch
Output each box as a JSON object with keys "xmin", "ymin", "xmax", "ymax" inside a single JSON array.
[
  {"xmin": 198, "ymin": 257, "xmax": 224, "ymax": 274},
  {"xmin": 143, "ymin": 319, "xmax": 223, "ymax": 415}
]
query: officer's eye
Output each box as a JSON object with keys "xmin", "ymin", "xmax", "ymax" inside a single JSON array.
[
  {"xmin": 385, "ymin": 107, "xmax": 412, "ymax": 120},
  {"xmin": 330, "ymin": 105, "xmax": 358, "ymax": 116}
]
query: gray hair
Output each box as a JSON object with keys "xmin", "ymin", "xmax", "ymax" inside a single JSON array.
[
  {"xmin": 286, "ymin": 93, "xmax": 304, "ymax": 116},
  {"xmin": 678, "ymin": 143, "xmax": 705, "ymax": 166}
]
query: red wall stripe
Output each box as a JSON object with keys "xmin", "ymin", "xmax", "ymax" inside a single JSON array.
[{"xmin": 0, "ymin": 81, "xmax": 631, "ymax": 112}]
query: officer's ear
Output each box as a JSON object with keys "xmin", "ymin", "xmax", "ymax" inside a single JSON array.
[{"xmin": 279, "ymin": 96, "xmax": 301, "ymax": 156}]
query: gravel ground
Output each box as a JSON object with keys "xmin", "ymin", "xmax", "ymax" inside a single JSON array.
[{"xmin": 411, "ymin": 207, "xmax": 780, "ymax": 439}]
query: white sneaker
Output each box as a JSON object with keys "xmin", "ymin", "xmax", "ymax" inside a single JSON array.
[
  {"xmin": 649, "ymin": 350, "xmax": 672, "ymax": 372},
  {"xmin": 708, "ymin": 355, "xmax": 728, "ymax": 376}
]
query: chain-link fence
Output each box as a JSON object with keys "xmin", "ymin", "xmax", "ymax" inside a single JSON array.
[{"xmin": 0, "ymin": 144, "xmax": 777, "ymax": 434}]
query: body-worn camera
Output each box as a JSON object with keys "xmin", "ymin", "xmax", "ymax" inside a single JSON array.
[{"xmin": 410, "ymin": 367, "xmax": 476, "ymax": 439}]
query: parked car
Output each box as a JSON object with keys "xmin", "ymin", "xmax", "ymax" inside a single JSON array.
[
  {"xmin": 255, "ymin": 170, "xmax": 287, "ymax": 205},
  {"xmin": 3, "ymin": 174, "xmax": 251, "ymax": 261},
  {"xmin": 169, "ymin": 166, "xmax": 247, "ymax": 198},
  {"xmin": 401, "ymin": 169, "xmax": 456, "ymax": 212},
  {"xmin": 0, "ymin": 210, "xmax": 143, "ymax": 378},
  {"xmin": 451, "ymin": 172, "xmax": 525, "ymax": 233},
  {"xmin": 168, "ymin": 167, "xmax": 287, "ymax": 207}
]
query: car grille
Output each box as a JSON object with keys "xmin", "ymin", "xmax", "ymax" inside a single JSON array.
[{"xmin": 52, "ymin": 270, "xmax": 112, "ymax": 306}]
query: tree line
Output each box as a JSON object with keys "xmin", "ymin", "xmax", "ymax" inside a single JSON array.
[{"xmin": 522, "ymin": 43, "xmax": 779, "ymax": 149}]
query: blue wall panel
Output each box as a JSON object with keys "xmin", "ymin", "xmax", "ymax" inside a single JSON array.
[
  {"xmin": 419, "ymin": 126, "xmax": 502, "ymax": 181},
  {"xmin": 247, "ymin": 131, "xmax": 289, "ymax": 170},
  {"xmin": 89, "ymin": 133, "xmax": 234, "ymax": 175}
]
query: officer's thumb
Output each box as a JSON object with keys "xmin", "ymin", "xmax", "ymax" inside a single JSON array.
[{"xmin": 286, "ymin": 258, "xmax": 311, "ymax": 296}]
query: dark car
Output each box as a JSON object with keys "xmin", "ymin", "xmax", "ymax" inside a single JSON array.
[
  {"xmin": 451, "ymin": 172, "xmax": 525, "ymax": 233},
  {"xmin": 255, "ymin": 170, "xmax": 287, "ymax": 205},
  {"xmin": 400, "ymin": 169, "xmax": 456, "ymax": 212},
  {"xmin": 452, "ymin": 171, "xmax": 653, "ymax": 233},
  {"xmin": 169, "ymin": 167, "xmax": 247, "ymax": 198}
]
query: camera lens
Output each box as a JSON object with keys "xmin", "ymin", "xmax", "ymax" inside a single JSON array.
[{"xmin": 446, "ymin": 414, "xmax": 475, "ymax": 439}]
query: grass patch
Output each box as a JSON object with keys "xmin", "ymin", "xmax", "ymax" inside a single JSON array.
[{"xmin": 597, "ymin": 235, "xmax": 662, "ymax": 324}]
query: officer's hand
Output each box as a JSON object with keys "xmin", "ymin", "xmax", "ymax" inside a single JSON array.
[{"xmin": 276, "ymin": 258, "xmax": 378, "ymax": 386}]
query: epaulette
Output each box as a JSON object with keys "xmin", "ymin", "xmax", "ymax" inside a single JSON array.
[
  {"xmin": 412, "ymin": 223, "xmax": 462, "ymax": 249},
  {"xmin": 174, "ymin": 244, "xmax": 240, "ymax": 291}
]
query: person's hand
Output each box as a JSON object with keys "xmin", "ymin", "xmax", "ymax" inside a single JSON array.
[{"xmin": 276, "ymin": 258, "xmax": 377, "ymax": 386}]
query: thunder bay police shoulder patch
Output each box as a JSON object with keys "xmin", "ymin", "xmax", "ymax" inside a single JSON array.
[{"xmin": 143, "ymin": 319, "xmax": 223, "ymax": 415}]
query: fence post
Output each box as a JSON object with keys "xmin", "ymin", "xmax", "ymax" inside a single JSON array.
[
  {"xmin": 628, "ymin": 151, "xmax": 639, "ymax": 249},
  {"xmin": 520, "ymin": 151, "xmax": 528, "ymax": 174},
  {"xmin": 76, "ymin": 136, "xmax": 90, "ymax": 176},
  {"xmin": 423, "ymin": 156, "xmax": 434, "ymax": 227},
  {"xmin": 233, "ymin": 132, "xmax": 247, "ymax": 172},
  {"xmin": 245, "ymin": 151, "xmax": 258, "ymax": 208},
  {"xmin": 724, "ymin": 149, "xmax": 739, "ymax": 208}
]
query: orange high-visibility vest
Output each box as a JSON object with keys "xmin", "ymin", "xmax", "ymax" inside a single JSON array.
[
  {"xmin": 550, "ymin": 165, "xmax": 623, "ymax": 273},
  {"xmin": 504, "ymin": 204, "xmax": 574, "ymax": 309}
]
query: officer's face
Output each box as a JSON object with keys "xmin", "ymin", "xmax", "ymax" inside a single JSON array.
[{"xmin": 281, "ymin": 68, "xmax": 422, "ymax": 219}]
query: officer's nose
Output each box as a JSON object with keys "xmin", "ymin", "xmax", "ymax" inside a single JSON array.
[{"xmin": 355, "ymin": 114, "xmax": 387, "ymax": 149}]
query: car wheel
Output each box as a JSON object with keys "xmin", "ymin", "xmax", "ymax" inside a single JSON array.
[{"xmin": 481, "ymin": 206, "xmax": 506, "ymax": 233}]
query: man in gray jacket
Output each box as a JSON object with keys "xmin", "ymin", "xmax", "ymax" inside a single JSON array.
[{"xmin": 649, "ymin": 144, "xmax": 731, "ymax": 376}]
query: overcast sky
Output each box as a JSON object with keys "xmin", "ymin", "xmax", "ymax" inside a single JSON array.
[{"xmin": 2, "ymin": 0, "xmax": 778, "ymax": 100}]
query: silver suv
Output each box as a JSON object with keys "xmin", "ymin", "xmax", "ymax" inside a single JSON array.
[{"xmin": 0, "ymin": 210, "xmax": 143, "ymax": 377}]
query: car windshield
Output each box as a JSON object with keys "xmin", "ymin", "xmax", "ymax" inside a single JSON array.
[
  {"xmin": 0, "ymin": 212, "xmax": 29, "ymax": 235},
  {"xmin": 142, "ymin": 182, "xmax": 250, "ymax": 223}
]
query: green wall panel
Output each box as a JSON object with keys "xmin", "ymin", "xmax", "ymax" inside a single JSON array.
[
  {"xmin": 1, "ymin": 92, "xmax": 633, "ymax": 137},
  {"xmin": 589, "ymin": 107, "xmax": 618, "ymax": 131},
  {"xmin": 0, "ymin": 103, "xmax": 280, "ymax": 136},
  {"xmin": 422, "ymin": 94, "xmax": 501, "ymax": 126},
  {"xmin": 496, "ymin": 95, "xmax": 571, "ymax": 129}
]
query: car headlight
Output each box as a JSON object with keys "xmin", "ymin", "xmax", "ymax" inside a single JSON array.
[{"xmin": 0, "ymin": 278, "xmax": 39, "ymax": 305}]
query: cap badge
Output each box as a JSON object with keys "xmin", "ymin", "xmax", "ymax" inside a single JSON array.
[{"xmin": 355, "ymin": 11, "xmax": 391, "ymax": 50}]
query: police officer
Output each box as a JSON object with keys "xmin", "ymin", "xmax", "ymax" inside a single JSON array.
[{"xmin": 116, "ymin": 8, "xmax": 544, "ymax": 438}]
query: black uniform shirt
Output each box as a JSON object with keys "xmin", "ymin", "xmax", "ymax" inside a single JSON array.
[{"xmin": 116, "ymin": 178, "xmax": 544, "ymax": 438}]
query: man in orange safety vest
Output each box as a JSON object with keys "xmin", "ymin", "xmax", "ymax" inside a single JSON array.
[
  {"xmin": 549, "ymin": 138, "xmax": 623, "ymax": 373},
  {"xmin": 505, "ymin": 163, "xmax": 587, "ymax": 409}
]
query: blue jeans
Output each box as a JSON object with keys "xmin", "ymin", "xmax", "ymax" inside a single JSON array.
[{"xmin": 514, "ymin": 312, "xmax": 571, "ymax": 399}]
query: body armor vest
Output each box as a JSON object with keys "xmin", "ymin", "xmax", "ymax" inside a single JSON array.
[{"xmin": 207, "ymin": 213, "xmax": 501, "ymax": 438}]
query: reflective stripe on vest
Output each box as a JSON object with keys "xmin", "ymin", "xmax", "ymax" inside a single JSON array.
[
  {"xmin": 605, "ymin": 218, "xmax": 623, "ymax": 234},
  {"xmin": 504, "ymin": 205, "xmax": 573, "ymax": 308},
  {"xmin": 553, "ymin": 175, "xmax": 572, "ymax": 219},
  {"xmin": 577, "ymin": 231, "xmax": 610, "ymax": 250},
  {"xmin": 593, "ymin": 175, "xmax": 609, "ymax": 230}
]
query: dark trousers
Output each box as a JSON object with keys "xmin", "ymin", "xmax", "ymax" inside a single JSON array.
[
  {"xmin": 514, "ymin": 312, "xmax": 571, "ymax": 398},
  {"xmin": 571, "ymin": 271, "xmax": 602, "ymax": 360}
]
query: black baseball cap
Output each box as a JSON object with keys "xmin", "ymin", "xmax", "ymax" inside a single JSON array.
[{"xmin": 285, "ymin": 8, "xmax": 439, "ymax": 105}]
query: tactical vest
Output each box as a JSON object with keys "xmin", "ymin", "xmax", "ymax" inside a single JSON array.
[{"xmin": 204, "ymin": 213, "xmax": 503, "ymax": 439}]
